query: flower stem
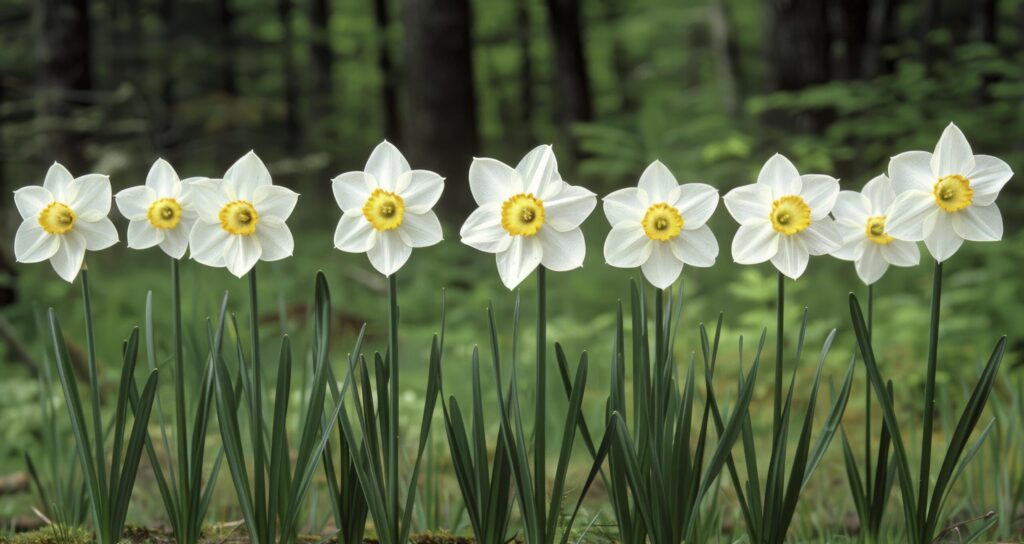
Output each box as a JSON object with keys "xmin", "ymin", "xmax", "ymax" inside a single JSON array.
[
  {"xmin": 172, "ymin": 258, "xmax": 190, "ymax": 536},
  {"xmin": 865, "ymin": 282, "xmax": 874, "ymax": 497},
  {"xmin": 248, "ymin": 267, "xmax": 267, "ymax": 539},
  {"xmin": 535, "ymin": 266, "xmax": 547, "ymax": 541},
  {"xmin": 917, "ymin": 260, "xmax": 943, "ymax": 533},
  {"xmin": 387, "ymin": 273, "xmax": 399, "ymax": 543},
  {"xmin": 81, "ymin": 267, "xmax": 109, "ymax": 544},
  {"xmin": 774, "ymin": 271, "xmax": 784, "ymax": 432}
]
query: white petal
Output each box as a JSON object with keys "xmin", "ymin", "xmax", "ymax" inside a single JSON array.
[
  {"xmin": 637, "ymin": 161, "xmax": 678, "ymax": 202},
  {"xmin": 723, "ymin": 184, "xmax": 773, "ymax": 225},
  {"xmin": 538, "ymin": 227, "xmax": 585, "ymax": 271},
  {"xmin": 68, "ymin": 175, "xmax": 112, "ymax": 221},
  {"xmin": 732, "ymin": 221, "xmax": 780, "ymax": 264},
  {"xmin": 14, "ymin": 222, "xmax": 59, "ymax": 263},
  {"xmin": 367, "ymin": 230, "xmax": 412, "ymax": 276},
  {"xmin": 364, "ymin": 141, "xmax": 411, "ymax": 190},
  {"xmin": 888, "ymin": 151, "xmax": 936, "ymax": 193},
  {"xmin": 469, "ymin": 158, "xmax": 519, "ymax": 206},
  {"xmin": 952, "ymin": 203, "xmax": 1002, "ymax": 242},
  {"xmin": 76, "ymin": 218, "xmax": 118, "ymax": 251},
  {"xmin": 115, "ymin": 186, "xmax": 157, "ymax": 221},
  {"xmin": 800, "ymin": 175, "xmax": 840, "ymax": 220},
  {"xmin": 496, "ymin": 236, "xmax": 542, "ymax": 289},
  {"xmin": 253, "ymin": 185, "xmax": 299, "ymax": 220},
  {"xmin": 127, "ymin": 219, "xmax": 164, "ymax": 249},
  {"xmin": 542, "ymin": 182, "xmax": 596, "ymax": 231},
  {"xmin": 603, "ymin": 187, "xmax": 647, "ymax": 225},
  {"xmin": 855, "ymin": 245, "xmax": 889, "ymax": 285},
  {"xmin": 224, "ymin": 234, "xmax": 263, "ymax": 278},
  {"xmin": 673, "ymin": 184, "xmax": 718, "ymax": 228},
  {"xmin": 833, "ymin": 237, "xmax": 866, "ymax": 261},
  {"xmin": 881, "ymin": 240, "xmax": 919, "ymax": 267},
  {"xmin": 397, "ymin": 211, "xmax": 443, "ymax": 248},
  {"xmin": 255, "ymin": 216, "xmax": 294, "ymax": 261},
  {"xmin": 14, "ymin": 186, "xmax": 54, "ymax": 219},
  {"xmin": 460, "ymin": 204, "xmax": 512, "ymax": 254},
  {"xmin": 801, "ymin": 219, "xmax": 842, "ymax": 255},
  {"xmin": 771, "ymin": 235, "xmax": 810, "ymax": 279},
  {"xmin": 515, "ymin": 145, "xmax": 559, "ymax": 196},
  {"xmin": 43, "ymin": 163, "xmax": 74, "ymax": 202},
  {"xmin": 931, "ymin": 123, "xmax": 975, "ymax": 177},
  {"xmin": 190, "ymin": 180, "xmax": 231, "ymax": 223},
  {"xmin": 922, "ymin": 213, "xmax": 963, "ymax": 262},
  {"xmin": 332, "ymin": 171, "xmax": 374, "ymax": 213},
  {"xmin": 400, "ymin": 170, "xmax": 445, "ymax": 214},
  {"xmin": 334, "ymin": 214, "xmax": 378, "ymax": 253},
  {"xmin": 967, "ymin": 155, "xmax": 1012, "ymax": 206},
  {"xmin": 641, "ymin": 243, "xmax": 684, "ymax": 289},
  {"xmin": 159, "ymin": 219, "xmax": 192, "ymax": 259},
  {"xmin": 604, "ymin": 222, "xmax": 652, "ymax": 268},
  {"xmin": 862, "ymin": 175, "xmax": 896, "ymax": 213},
  {"xmin": 671, "ymin": 224, "xmax": 717, "ymax": 267},
  {"xmin": 832, "ymin": 191, "xmax": 871, "ymax": 226},
  {"xmin": 50, "ymin": 232, "xmax": 86, "ymax": 283},
  {"xmin": 189, "ymin": 222, "xmax": 230, "ymax": 268},
  {"xmin": 757, "ymin": 154, "xmax": 801, "ymax": 197},
  {"xmin": 885, "ymin": 191, "xmax": 937, "ymax": 241},
  {"xmin": 146, "ymin": 158, "xmax": 181, "ymax": 197},
  {"xmin": 224, "ymin": 151, "xmax": 272, "ymax": 201}
]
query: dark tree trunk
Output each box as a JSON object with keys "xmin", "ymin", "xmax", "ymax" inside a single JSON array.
[
  {"xmin": 762, "ymin": 0, "xmax": 832, "ymax": 131},
  {"xmin": 401, "ymin": 0, "xmax": 479, "ymax": 215},
  {"xmin": 864, "ymin": 0, "xmax": 900, "ymax": 78},
  {"xmin": 973, "ymin": 0, "xmax": 997, "ymax": 44},
  {"xmin": 374, "ymin": 0, "xmax": 401, "ymax": 143},
  {"xmin": 278, "ymin": 0, "xmax": 301, "ymax": 150},
  {"xmin": 158, "ymin": 0, "xmax": 175, "ymax": 145},
  {"xmin": 34, "ymin": 0, "xmax": 93, "ymax": 171},
  {"xmin": 921, "ymin": 0, "xmax": 939, "ymax": 75},
  {"xmin": 309, "ymin": 0, "xmax": 334, "ymax": 99},
  {"xmin": 709, "ymin": 0, "xmax": 742, "ymax": 116},
  {"xmin": 217, "ymin": 0, "xmax": 238, "ymax": 95},
  {"xmin": 544, "ymin": 0, "xmax": 593, "ymax": 129},
  {"xmin": 601, "ymin": 0, "xmax": 634, "ymax": 113},
  {"xmin": 835, "ymin": 0, "xmax": 871, "ymax": 79},
  {"xmin": 515, "ymin": 0, "xmax": 534, "ymax": 127}
]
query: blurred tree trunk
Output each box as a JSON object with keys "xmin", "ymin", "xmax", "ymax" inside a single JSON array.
[
  {"xmin": 158, "ymin": 0, "xmax": 175, "ymax": 146},
  {"xmin": 401, "ymin": 0, "xmax": 479, "ymax": 215},
  {"xmin": 709, "ymin": 0, "xmax": 741, "ymax": 116},
  {"xmin": 545, "ymin": 0, "xmax": 593, "ymax": 132},
  {"xmin": 34, "ymin": 0, "xmax": 93, "ymax": 171},
  {"xmin": 973, "ymin": 0, "xmax": 998, "ymax": 102},
  {"xmin": 920, "ymin": 0, "xmax": 939, "ymax": 75},
  {"xmin": 515, "ymin": 0, "xmax": 534, "ymax": 128},
  {"xmin": 601, "ymin": 0, "xmax": 634, "ymax": 113},
  {"xmin": 835, "ymin": 0, "xmax": 870, "ymax": 79},
  {"xmin": 309, "ymin": 0, "xmax": 333, "ymax": 101},
  {"xmin": 217, "ymin": 0, "xmax": 238, "ymax": 95},
  {"xmin": 762, "ymin": 0, "xmax": 831, "ymax": 132},
  {"xmin": 374, "ymin": 0, "xmax": 401, "ymax": 142},
  {"xmin": 864, "ymin": 0, "xmax": 900, "ymax": 78},
  {"xmin": 278, "ymin": 0, "xmax": 301, "ymax": 150}
]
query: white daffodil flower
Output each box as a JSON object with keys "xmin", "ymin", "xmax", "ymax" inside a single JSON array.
[
  {"xmin": 885, "ymin": 123, "xmax": 1012, "ymax": 262},
  {"xmin": 459, "ymin": 145, "xmax": 596, "ymax": 289},
  {"xmin": 602, "ymin": 160, "xmax": 719, "ymax": 289},
  {"xmin": 13, "ymin": 162, "xmax": 119, "ymax": 282},
  {"xmin": 332, "ymin": 141, "xmax": 444, "ymax": 276},
  {"xmin": 188, "ymin": 151, "xmax": 298, "ymax": 278},
  {"xmin": 832, "ymin": 174, "xmax": 920, "ymax": 285},
  {"xmin": 115, "ymin": 158, "xmax": 202, "ymax": 259},
  {"xmin": 723, "ymin": 154, "xmax": 842, "ymax": 279}
]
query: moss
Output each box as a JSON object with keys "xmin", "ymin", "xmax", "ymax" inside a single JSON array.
[
  {"xmin": 1, "ymin": 527, "xmax": 488, "ymax": 544},
  {"xmin": 4, "ymin": 525, "xmax": 92, "ymax": 544}
]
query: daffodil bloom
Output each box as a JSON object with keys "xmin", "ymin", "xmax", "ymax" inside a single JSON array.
[
  {"xmin": 885, "ymin": 123, "xmax": 1012, "ymax": 262},
  {"xmin": 115, "ymin": 158, "xmax": 203, "ymax": 259},
  {"xmin": 13, "ymin": 162, "xmax": 118, "ymax": 282},
  {"xmin": 188, "ymin": 151, "xmax": 298, "ymax": 278},
  {"xmin": 602, "ymin": 160, "xmax": 719, "ymax": 288},
  {"xmin": 723, "ymin": 154, "xmax": 841, "ymax": 279},
  {"xmin": 832, "ymin": 174, "xmax": 920, "ymax": 285},
  {"xmin": 332, "ymin": 141, "xmax": 444, "ymax": 276},
  {"xmin": 460, "ymin": 145, "xmax": 596, "ymax": 289}
]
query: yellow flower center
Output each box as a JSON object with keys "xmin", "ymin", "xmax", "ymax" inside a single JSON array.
[
  {"xmin": 147, "ymin": 198, "xmax": 183, "ymax": 230},
  {"xmin": 38, "ymin": 202, "xmax": 76, "ymax": 235},
  {"xmin": 864, "ymin": 215, "xmax": 894, "ymax": 245},
  {"xmin": 362, "ymin": 188, "xmax": 405, "ymax": 231},
  {"xmin": 933, "ymin": 175, "xmax": 973, "ymax": 212},
  {"xmin": 501, "ymin": 193, "xmax": 545, "ymax": 236},
  {"xmin": 641, "ymin": 203, "xmax": 684, "ymax": 241},
  {"xmin": 769, "ymin": 195, "xmax": 812, "ymax": 236},
  {"xmin": 219, "ymin": 200, "xmax": 259, "ymax": 235}
]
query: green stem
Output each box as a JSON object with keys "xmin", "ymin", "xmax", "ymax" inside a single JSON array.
[
  {"xmin": 917, "ymin": 260, "xmax": 943, "ymax": 534},
  {"xmin": 865, "ymin": 283, "xmax": 873, "ymax": 497},
  {"xmin": 387, "ymin": 273, "xmax": 399, "ymax": 543},
  {"xmin": 81, "ymin": 267, "xmax": 109, "ymax": 544},
  {"xmin": 248, "ymin": 267, "xmax": 266, "ymax": 541},
  {"xmin": 774, "ymin": 272, "xmax": 784, "ymax": 434},
  {"xmin": 535, "ymin": 266, "xmax": 547, "ymax": 542},
  {"xmin": 172, "ymin": 258, "xmax": 190, "ymax": 534}
]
